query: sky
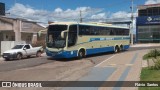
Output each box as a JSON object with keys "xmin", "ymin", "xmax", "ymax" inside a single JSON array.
[{"xmin": 0, "ymin": 0, "xmax": 160, "ymax": 24}]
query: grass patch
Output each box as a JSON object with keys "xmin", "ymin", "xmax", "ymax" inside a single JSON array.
[{"xmin": 139, "ymin": 68, "xmax": 160, "ymax": 90}]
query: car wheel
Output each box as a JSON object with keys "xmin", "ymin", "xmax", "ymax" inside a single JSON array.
[
  {"xmin": 17, "ymin": 54, "xmax": 22, "ymax": 60},
  {"xmin": 36, "ymin": 51, "xmax": 42, "ymax": 57}
]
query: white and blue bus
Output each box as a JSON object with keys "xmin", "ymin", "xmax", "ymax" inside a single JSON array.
[{"xmin": 46, "ymin": 22, "xmax": 130, "ymax": 59}]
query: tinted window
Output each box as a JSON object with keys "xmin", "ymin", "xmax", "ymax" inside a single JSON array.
[
  {"xmin": 24, "ymin": 45, "xmax": 30, "ymax": 49},
  {"xmin": 79, "ymin": 25, "xmax": 90, "ymax": 35},
  {"xmin": 79, "ymin": 25, "xmax": 129, "ymax": 36},
  {"xmin": 47, "ymin": 25, "xmax": 67, "ymax": 48},
  {"xmin": 12, "ymin": 45, "xmax": 24, "ymax": 49},
  {"xmin": 114, "ymin": 28, "xmax": 129, "ymax": 35}
]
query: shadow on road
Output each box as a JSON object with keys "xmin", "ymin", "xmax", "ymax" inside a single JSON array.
[
  {"xmin": 4, "ymin": 56, "xmax": 38, "ymax": 62},
  {"xmin": 47, "ymin": 51, "xmax": 126, "ymax": 62}
]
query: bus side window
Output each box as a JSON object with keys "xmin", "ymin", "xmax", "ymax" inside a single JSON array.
[{"xmin": 110, "ymin": 29, "xmax": 114, "ymax": 35}]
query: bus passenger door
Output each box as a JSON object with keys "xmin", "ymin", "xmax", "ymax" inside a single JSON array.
[{"xmin": 68, "ymin": 25, "xmax": 78, "ymax": 47}]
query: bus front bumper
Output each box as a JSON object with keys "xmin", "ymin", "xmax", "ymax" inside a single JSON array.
[{"xmin": 46, "ymin": 49, "xmax": 78, "ymax": 59}]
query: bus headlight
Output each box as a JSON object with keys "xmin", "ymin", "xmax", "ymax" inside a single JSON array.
[{"xmin": 58, "ymin": 50, "xmax": 63, "ymax": 54}]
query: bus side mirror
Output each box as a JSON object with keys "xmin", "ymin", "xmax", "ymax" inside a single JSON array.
[{"xmin": 61, "ymin": 30, "xmax": 68, "ymax": 38}]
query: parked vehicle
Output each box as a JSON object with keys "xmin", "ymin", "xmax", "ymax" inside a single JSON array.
[{"xmin": 2, "ymin": 44, "xmax": 43, "ymax": 60}]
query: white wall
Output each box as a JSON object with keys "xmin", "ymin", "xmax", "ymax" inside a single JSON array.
[{"xmin": 1, "ymin": 41, "xmax": 26, "ymax": 55}]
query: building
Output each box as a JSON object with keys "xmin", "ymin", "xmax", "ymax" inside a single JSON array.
[
  {"xmin": 137, "ymin": 4, "xmax": 160, "ymax": 43},
  {"xmin": 0, "ymin": 16, "xmax": 46, "ymax": 42},
  {"xmin": 0, "ymin": 16, "xmax": 46, "ymax": 53}
]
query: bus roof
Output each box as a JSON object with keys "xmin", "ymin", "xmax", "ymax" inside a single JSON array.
[{"xmin": 49, "ymin": 22, "xmax": 129, "ymax": 29}]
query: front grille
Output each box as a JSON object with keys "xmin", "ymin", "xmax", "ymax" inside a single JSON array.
[{"xmin": 3, "ymin": 53, "xmax": 10, "ymax": 56}]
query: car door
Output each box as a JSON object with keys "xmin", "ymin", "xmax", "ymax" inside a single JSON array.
[{"xmin": 24, "ymin": 45, "xmax": 32, "ymax": 56}]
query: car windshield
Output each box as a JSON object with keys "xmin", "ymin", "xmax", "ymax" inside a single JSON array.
[
  {"xmin": 12, "ymin": 45, "xmax": 24, "ymax": 49},
  {"xmin": 47, "ymin": 25, "xmax": 67, "ymax": 48}
]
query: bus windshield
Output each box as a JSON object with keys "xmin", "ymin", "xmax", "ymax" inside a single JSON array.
[{"xmin": 47, "ymin": 25, "xmax": 67, "ymax": 48}]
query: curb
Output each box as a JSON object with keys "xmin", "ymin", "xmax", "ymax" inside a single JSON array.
[{"xmin": 131, "ymin": 44, "xmax": 160, "ymax": 47}]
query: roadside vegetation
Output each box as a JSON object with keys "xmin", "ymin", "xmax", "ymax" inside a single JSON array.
[
  {"xmin": 143, "ymin": 49, "xmax": 160, "ymax": 69},
  {"xmin": 139, "ymin": 49, "xmax": 160, "ymax": 90}
]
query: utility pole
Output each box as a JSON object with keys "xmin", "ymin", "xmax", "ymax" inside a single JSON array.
[
  {"xmin": 130, "ymin": 0, "xmax": 134, "ymax": 45},
  {"xmin": 80, "ymin": 10, "xmax": 82, "ymax": 23}
]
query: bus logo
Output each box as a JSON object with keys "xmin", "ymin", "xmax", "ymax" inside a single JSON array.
[
  {"xmin": 147, "ymin": 17, "xmax": 152, "ymax": 22},
  {"xmin": 2, "ymin": 82, "xmax": 11, "ymax": 87}
]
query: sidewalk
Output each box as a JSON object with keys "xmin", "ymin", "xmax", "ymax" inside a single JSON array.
[
  {"xmin": 98, "ymin": 50, "xmax": 143, "ymax": 90},
  {"xmin": 62, "ymin": 49, "xmax": 148, "ymax": 90},
  {"xmin": 131, "ymin": 43, "xmax": 160, "ymax": 47}
]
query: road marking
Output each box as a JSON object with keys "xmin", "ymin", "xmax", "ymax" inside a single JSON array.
[{"xmin": 94, "ymin": 55, "xmax": 116, "ymax": 67}]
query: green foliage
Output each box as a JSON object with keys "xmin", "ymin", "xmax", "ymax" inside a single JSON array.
[
  {"xmin": 149, "ymin": 58, "xmax": 160, "ymax": 70},
  {"xmin": 143, "ymin": 49, "xmax": 160, "ymax": 60},
  {"xmin": 139, "ymin": 68, "xmax": 160, "ymax": 90}
]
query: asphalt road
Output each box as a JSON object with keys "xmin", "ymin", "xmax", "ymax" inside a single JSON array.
[
  {"xmin": 0, "ymin": 57, "xmax": 54, "ymax": 72},
  {"xmin": 0, "ymin": 46, "xmax": 159, "ymax": 72}
]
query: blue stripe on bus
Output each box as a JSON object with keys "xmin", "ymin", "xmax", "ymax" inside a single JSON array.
[
  {"xmin": 46, "ymin": 45, "xmax": 130, "ymax": 59},
  {"xmin": 86, "ymin": 46, "xmax": 114, "ymax": 55},
  {"xmin": 89, "ymin": 37, "xmax": 130, "ymax": 42}
]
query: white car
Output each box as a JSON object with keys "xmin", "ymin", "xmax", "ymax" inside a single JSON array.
[{"xmin": 2, "ymin": 44, "xmax": 43, "ymax": 61}]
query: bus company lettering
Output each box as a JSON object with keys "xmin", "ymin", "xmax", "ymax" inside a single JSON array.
[{"xmin": 12, "ymin": 82, "xmax": 42, "ymax": 87}]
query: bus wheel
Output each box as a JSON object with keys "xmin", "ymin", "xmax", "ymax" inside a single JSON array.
[
  {"xmin": 78, "ymin": 49, "xmax": 85, "ymax": 59},
  {"xmin": 114, "ymin": 46, "xmax": 120, "ymax": 53},
  {"xmin": 120, "ymin": 45, "xmax": 123, "ymax": 51}
]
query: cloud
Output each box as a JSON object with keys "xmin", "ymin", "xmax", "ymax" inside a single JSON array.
[
  {"xmin": 91, "ymin": 13, "xmax": 107, "ymax": 19},
  {"xmin": 112, "ymin": 11, "xmax": 130, "ymax": 19},
  {"xmin": 7, "ymin": 3, "xmax": 104, "ymax": 23},
  {"xmin": 145, "ymin": 0, "xmax": 160, "ymax": 5},
  {"xmin": 7, "ymin": 3, "xmax": 137, "ymax": 33},
  {"xmin": 7, "ymin": 3, "xmax": 49, "ymax": 23}
]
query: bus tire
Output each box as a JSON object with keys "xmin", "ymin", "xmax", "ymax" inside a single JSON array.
[
  {"xmin": 78, "ymin": 49, "xmax": 85, "ymax": 59},
  {"xmin": 114, "ymin": 46, "xmax": 120, "ymax": 53},
  {"xmin": 120, "ymin": 45, "xmax": 123, "ymax": 51}
]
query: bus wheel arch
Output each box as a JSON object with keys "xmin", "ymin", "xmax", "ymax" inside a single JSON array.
[{"xmin": 77, "ymin": 48, "xmax": 86, "ymax": 59}]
